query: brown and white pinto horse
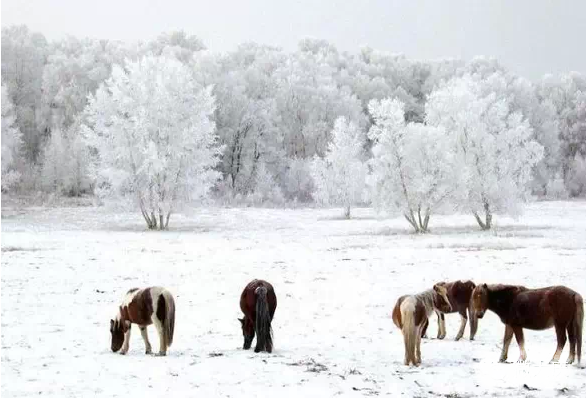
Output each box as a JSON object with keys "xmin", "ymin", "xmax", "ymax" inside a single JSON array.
[
  {"xmin": 472, "ymin": 284, "xmax": 583, "ymax": 364},
  {"xmin": 110, "ymin": 287, "xmax": 176, "ymax": 356},
  {"xmin": 239, "ymin": 279, "xmax": 277, "ymax": 353},
  {"xmin": 421, "ymin": 280, "xmax": 479, "ymax": 341},
  {"xmin": 392, "ymin": 284, "xmax": 452, "ymax": 366}
]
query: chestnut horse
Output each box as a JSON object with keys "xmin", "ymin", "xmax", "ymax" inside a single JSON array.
[
  {"xmin": 472, "ymin": 284, "xmax": 583, "ymax": 364},
  {"xmin": 420, "ymin": 280, "xmax": 479, "ymax": 341},
  {"xmin": 110, "ymin": 287, "xmax": 175, "ymax": 356},
  {"xmin": 392, "ymin": 284, "xmax": 452, "ymax": 366},
  {"xmin": 239, "ymin": 279, "xmax": 277, "ymax": 353}
]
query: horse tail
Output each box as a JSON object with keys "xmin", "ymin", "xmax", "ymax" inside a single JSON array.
[
  {"xmin": 400, "ymin": 298, "xmax": 417, "ymax": 365},
  {"xmin": 157, "ymin": 290, "xmax": 175, "ymax": 349},
  {"xmin": 255, "ymin": 286, "xmax": 272, "ymax": 352},
  {"xmin": 575, "ymin": 293, "xmax": 583, "ymax": 365}
]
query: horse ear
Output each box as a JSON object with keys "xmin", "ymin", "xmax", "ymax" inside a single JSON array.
[
  {"xmin": 238, "ymin": 318, "xmax": 244, "ymax": 325},
  {"xmin": 433, "ymin": 284, "xmax": 440, "ymax": 292},
  {"xmin": 482, "ymin": 283, "xmax": 488, "ymax": 289},
  {"xmin": 110, "ymin": 319, "xmax": 114, "ymax": 328}
]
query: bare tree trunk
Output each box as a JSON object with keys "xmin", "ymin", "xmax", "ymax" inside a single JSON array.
[
  {"xmin": 165, "ymin": 212, "xmax": 171, "ymax": 229},
  {"xmin": 473, "ymin": 203, "xmax": 492, "ymax": 230},
  {"xmin": 404, "ymin": 210, "xmax": 421, "ymax": 233},
  {"xmin": 483, "ymin": 202, "xmax": 492, "ymax": 230},
  {"xmin": 344, "ymin": 205, "xmax": 351, "ymax": 219},
  {"xmin": 416, "ymin": 207, "xmax": 431, "ymax": 233},
  {"xmin": 140, "ymin": 200, "xmax": 157, "ymax": 229},
  {"xmin": 159, "ymin": 213, "xmax": 164, "ymax": 230}
]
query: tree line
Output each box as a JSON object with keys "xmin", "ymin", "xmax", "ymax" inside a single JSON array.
[{"xmin": 2, "ymin": 26, "xmax": 585, "ymax": 229}]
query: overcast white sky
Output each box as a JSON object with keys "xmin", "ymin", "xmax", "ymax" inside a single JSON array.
[{"xmin": 2, "ymin": 0, "xmax": 585, "ymax": 79}]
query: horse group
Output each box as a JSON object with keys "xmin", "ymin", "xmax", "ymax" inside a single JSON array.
[
  {"xmin": 109, "ymin": 279, "xmax": 277, "ymax": 356},
  {"xmin": 109, "ymin": 279, "xmax": 583, "ymax": 369},
  {"xmin": 393, "ymin": 281, "xmax": 583, "ymax": 367}
]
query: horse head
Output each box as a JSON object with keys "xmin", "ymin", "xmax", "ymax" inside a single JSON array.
[
  {"xmin": 110, "ymin": 318, "xmax": 130, "ymax": 352},
  {"xmin": 238, "ymin": 317, "xmax": 254, "ymax": 350},
  {"xmin": 433, "ymin": 283, "xmax": 452, "ymax": 313},
  {"xmin": 471, "ymin": 283, "xmax": 489, "ymax": 319}
]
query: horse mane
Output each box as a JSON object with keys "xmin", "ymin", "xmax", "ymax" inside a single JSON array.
[
  {"xmin": 487, "ymin": 284, "xmax": 527, "ymax": 294},
  {"xmin": 414, "ymin": 289, "xmax": 436, "ymax": 314}
]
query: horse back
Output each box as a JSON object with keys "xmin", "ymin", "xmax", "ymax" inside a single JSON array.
[
  {"xmin": 240, "ymin": 279, "xmax": 277, "ymax": 319},
  {"xmin": 392, "ymin": 294, "xmax": 428, "ymax": 329},
  {"xmin": 447, "ymin": 280, "xmax": 476, "ymax": 311},
  {"xmin": 509, "ymin": 286, "xmax": 580, "ymax": 330},
  {"xmin": 120, "ymin": 287, "xmax": 154, "ymax": 326}
]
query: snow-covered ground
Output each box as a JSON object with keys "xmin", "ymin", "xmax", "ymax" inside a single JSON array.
[{"xmin": 2, "ymin": 200, "xmax": 585, "ymax": 397}]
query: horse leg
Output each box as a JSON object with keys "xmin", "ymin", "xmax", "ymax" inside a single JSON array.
[
  {"xmin": 120, "ymin": 326, "xmax": 131, "ymax": 355},
  {"xmin": 550, "ymin": 322, "xmax": 567, "ymax": 363},
  {"xmin": 403, "ymin": 330, "xmax": 411, "ymax": 366},
  {"xmin": 513, "ymin": 327, "xmax": 527, "ymax": 362},
  {"xmin": 421, "ymin": 317, "xmax": 429, "ymax": 338},
  {"xmin": 468, "ymin": 306, "xmax": 478, "ymax": 341},
  {"xmin": 455, "ymin": 308, "xmax": 468, "ymax": 341},
  {"xmin": 154, "ymin": 318, "xmax": 167, "ymax": 356},
  {"xmin": 415, "ymin": 327, "xmax": 422, "ymax": 366},
  {"xmin": 437, "ymin": 311, "xmax": 446, "ymax": 340},
  {"xmin": 499, "ymin": 325, "xmax": 514, "ymax": 362},
  {"xmin": 139, "ymin": 326, "xmax": 152, "ymax": 354},
  {"xmin": 566, "ymin": 323, "xmax": 576, "ymax": 364}
]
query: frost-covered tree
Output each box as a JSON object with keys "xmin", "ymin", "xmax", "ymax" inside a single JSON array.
[
  {"xmin": 41, "ymin": 126, "xmax": 68, "ymax": 193},
  {"xmin": 41, "ymin": 120, "xmax": 91, "ymax": 196},
  {"xmin": 426, "ymin": 75, "xmax": 544, "ymax": 230},
  {"xmin": 311, "ymin": 117, "xmax": 367, "ymax": 218},
  {"xmin": 1, "ymin": 83, "xmax": 23, "ymax": 191},
  {"xmin": 1, "ymin": 25, "xmax": 48, "ymax": 163},
  {"xmin": 83, "ymin": 55, "xmax": 222, "ymax": 230},
  {"xmin": 367, "ymin": 99, "xmax": 456, "ymax": 232},
  {"xmin": 539, "ymin": 73, "xmax": 586, "ymax": 196}
]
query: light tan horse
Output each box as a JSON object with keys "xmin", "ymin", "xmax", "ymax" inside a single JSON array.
[{"xmin": 392, "ymin": 284, "xmax": 451, "ymax": 366}]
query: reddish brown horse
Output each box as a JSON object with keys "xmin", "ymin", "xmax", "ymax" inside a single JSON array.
[
  {"xmin": 392, "ymin": 284, "xmax": 452, "ymax": 366},
  {"xmin": 421, "ymin": 280, "xmax": 479, "ymax": 341},
  {"xmin": 239, "ymin": 279, "xmax": 277, "ymax": 353},
  {"xmin": 472, "ymin": 284, "xmax": 583, "ymax": 364}
]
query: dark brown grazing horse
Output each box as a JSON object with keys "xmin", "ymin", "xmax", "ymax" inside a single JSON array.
[
  {"xmin": 239, "ymin": 279, "xmax": 277, "ymax": 353},
  {"xmin": 110, "ymin": 287, "xmax": 176, "ymax": 356},
  {"xmin": 472, "ymin": 284, "xmax": 583, "ymax": 364},
  {"xmin": 420, "ymin": 280, "xmax": 479, "ymax": 341},
  {"xmin": 392, "ymin": 284, "xmax": 452, "ymax": 366}
]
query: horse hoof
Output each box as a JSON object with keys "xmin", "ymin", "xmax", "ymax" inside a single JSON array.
[
  {"xmin": 454, "ymin": 337, "xmax": 462, "ymax": 342},
  {"xmin": 498, "ymin": 357, "xmax": 507, "ymax": 363},
  {"xmin": 155, "ymin": 352, "xmax": 167, "ymax": 357}
]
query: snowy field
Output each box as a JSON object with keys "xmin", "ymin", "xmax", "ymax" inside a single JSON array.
[{"xmin": 1, "ymin": 199, "xmax": 586, "ymax": 397}]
